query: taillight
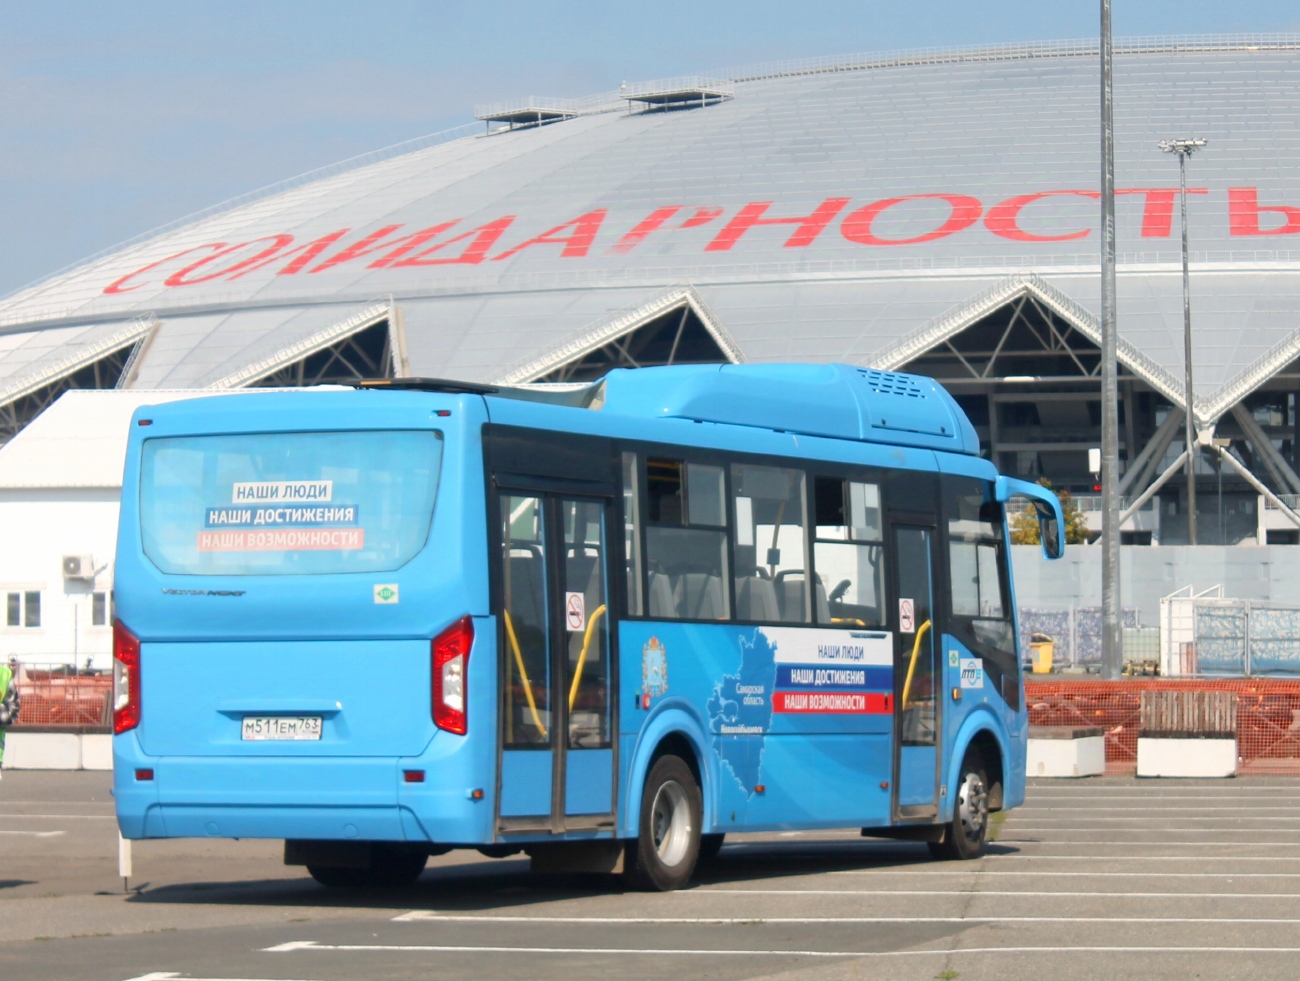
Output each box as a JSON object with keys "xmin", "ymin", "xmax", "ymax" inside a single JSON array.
[
  {"xmin": 113, "ymin": 620, "xmax": 142, "ymax": 735},
  {"xmin": 432, "ymin": 616, "xmax": 473, "ymax": 735}
]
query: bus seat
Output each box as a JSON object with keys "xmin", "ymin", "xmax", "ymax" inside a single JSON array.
[
  {"xmin": 814, "ymin": 577, "xmax": 830, "ymax": 622},
  {"xmin": 566, "ymin": 554, "xmax": 598, "ymax": 597},
  {"xmin": 676, "ymin": 573, "xmax": 724, "ymax": 620},
  {"xmin": 773, "ymin": 571, "xmax": 830, "ymax": 623},
  {"xmin": 507, "ymin": 553, "xmax": 546, "ymax": 627},
  {"xmin": 647, "ymin": 571, "xmax": 676, "ymax": 618},
  {"xmin": 736, "ymin": 575, "xmax": 779, "ymax": 622}
]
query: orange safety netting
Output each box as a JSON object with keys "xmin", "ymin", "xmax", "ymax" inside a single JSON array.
[
  {"xmin": 1027, "ymin": 678, "xmax": 1300, "ymax": 774},
  {"xmin": 11, "ymin": 671, "xmax": 111, "ymax": 730}
]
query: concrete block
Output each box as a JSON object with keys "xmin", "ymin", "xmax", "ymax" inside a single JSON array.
[
  {"xmin": 1027, "ymin": 727, "xmax": 1105, "ymax": 777},
  {"xmin": 80, "ymin": 734, "xmax": 114, "ymax": 770},
  {"xmin": 1137, "ymin": 737, "xmax": 1238, "ymax": 778},
  {"xmin": 4, "ymin": 732, "xmax": 82, "ymax": 770}
]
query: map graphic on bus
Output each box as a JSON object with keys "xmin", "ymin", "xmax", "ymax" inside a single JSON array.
[{"xmin": 704, "ymin": 626, "xmax": 894, "ymax": 796}]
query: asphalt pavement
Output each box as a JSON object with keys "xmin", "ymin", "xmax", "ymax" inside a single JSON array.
[{"xmin": 2, "ymin": 770, "xmax": 1300, "ymax": 980}]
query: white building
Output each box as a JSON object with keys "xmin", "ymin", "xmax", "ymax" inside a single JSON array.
[{"xmin": 0, "ymin": 390, "xmax": 205, "ymax": 669}]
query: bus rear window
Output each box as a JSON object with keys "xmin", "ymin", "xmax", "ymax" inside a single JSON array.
[{"xmin": 139, "ymin": 430, "xmax": 442, "ymax": 576}]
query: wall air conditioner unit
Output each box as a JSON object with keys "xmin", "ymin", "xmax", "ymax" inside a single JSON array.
[{"xmin": 62, "ymin": 555, "xmax": 95, "ymax": 581}]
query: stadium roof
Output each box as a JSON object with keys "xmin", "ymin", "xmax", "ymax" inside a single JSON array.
[{"xmin": 1, "ymin": 35, "xmax": 1299, "ymax": 427}]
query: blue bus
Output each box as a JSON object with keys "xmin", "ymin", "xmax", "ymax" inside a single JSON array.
[{"xmin": 112, "ymin": 363, "xmax": 1063, "ymax": 891}]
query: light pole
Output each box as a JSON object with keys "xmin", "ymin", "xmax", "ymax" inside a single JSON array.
[
  {"xmin": 1099, "ymin": 0, "xmax": 1122, "ymax": 680},
  {"xmin": 1159, "ymin": 138, "xmax": 1207, "ymax": 546}
]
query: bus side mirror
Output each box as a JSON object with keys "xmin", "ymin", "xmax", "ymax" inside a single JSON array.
[
  {"xmin": 996, "ymin": 475, "xmax": 1066, "ymax": 560},
  {"xmin": 1035, "ymin": 502, "xmax": 1062, "ymax": 559}
]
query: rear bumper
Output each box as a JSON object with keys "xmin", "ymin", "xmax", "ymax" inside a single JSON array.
[{"xmin": 113, "ymin": 729, "xmax": 494, "ymax": 844}]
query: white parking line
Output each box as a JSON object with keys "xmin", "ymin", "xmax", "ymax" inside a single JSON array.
[
  {"xmin": 998, "ymin": 841, "xmax": 1300, "ymax": 847},
  {"xmin": 1010, "ymin": 816, "xmax": 1300, "ymax": 822},
  {"xmin": 988, "ymin": 854, "xmax": 1300, "ymax": 861},
  {"xmin": 698, "ymin": 888, "xmax": 1300, "ymax": 898},
  {"xmin": 0, "ymin": 800, "xmax": 116, "ymax": 806},
  {"xmin": 0, "ymin": 829, "xmax": 65, "ymax": 838},
  {"xmin": 392, "ymin": 911, "xmax": 1300, "ymax": 924},
  {"xmin": 1018, "ymin": 805, "xmax": 1300, "ymax": 811},
  {"xmin": 1003, "ymin": 830, "xmax": 1300, "ymax": 836},
  {"xmin": 830, "ymin": 869, "xmax": 1300, "ymax": 878},
  {"xmin": 262, "ymin": 939, "xmax": 1300, "ymax": 958},
  {"xmin": 0, "ymin": 814, "xmax": 116, "ymax": 820},
  {"xmin": 123, "ymin": 973, "xmax": 326, "ymax": 981}
]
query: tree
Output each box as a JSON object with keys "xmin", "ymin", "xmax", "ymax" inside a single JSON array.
[{"xmin": 1009, "ymin": 478, "xmax": 1090, "ymax": 545}]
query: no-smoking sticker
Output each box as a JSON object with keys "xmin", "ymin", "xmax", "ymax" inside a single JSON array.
[
  {"xmin": 899, "ymin": 597, "xmax": 915, "ymax": 633},
  {"xmin": 565, "ymin": 592, "xmax": 586, "ymax": 632}
]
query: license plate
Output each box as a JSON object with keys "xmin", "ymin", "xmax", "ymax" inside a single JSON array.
[{"xmin": 241, "ymin": 715, "xmax": 322, "ymax": 741}]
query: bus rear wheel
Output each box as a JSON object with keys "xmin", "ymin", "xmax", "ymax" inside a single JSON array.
[
  {"xmin": 625, "ymin": 754, "xmax": 701, "ymax": 891},
  {"xmin": 927, "ymin": 757, "xmax": 990, "ymax": 861},
  {"xmin": 307, "ymin": 843, "xmax": 428, "ymax": 888}
]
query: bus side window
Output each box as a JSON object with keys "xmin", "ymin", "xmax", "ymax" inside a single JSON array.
[
  {"xmin": 501, "ymin": 494, "xmax": 551, "ymax": 746},
  {"xmin": 811, "ymin": 476, "xmax": 885, "ymax": 628},
  {"xmin": 622, "ymin": 451, "xmax": 644, "ymax": 617},
  {"xmin": 732, "ymin": 464, "xmax": 811, "ymax": 623},
  {"xmin": 644, "ymin": 458, "xmax": 730, "ymax": 621},
  {"xmin": 944, "ymin": 477, "xmax": 1019, "ymax": 709}
]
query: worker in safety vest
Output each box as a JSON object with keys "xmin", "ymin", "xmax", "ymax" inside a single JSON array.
[{"xmin": 0, "ymin": 656, "xmax": 19, "ymax": 778}]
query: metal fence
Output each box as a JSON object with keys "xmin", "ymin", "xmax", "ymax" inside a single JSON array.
[
  {"xmin": 1026, "ymin": 678, "xmax": 1300, "ymax": 774},
  {"xmin": 1161, "ymin": 587, "xmax": 1300, "ymax": 676},
  {"xmin": 1018, "ymin": 607, "xmax": 1148, "ymax": 669},
  {"xmin": 8, "ymin": 664, "xmax": 111, "ymax": 731}
]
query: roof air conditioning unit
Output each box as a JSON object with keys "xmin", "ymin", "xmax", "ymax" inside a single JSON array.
[{"xmin": 62, "ymin": 555, "xmax": 95, "ymax": 581}]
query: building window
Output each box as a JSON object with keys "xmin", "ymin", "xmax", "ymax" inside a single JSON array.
[
  {"xmin": 6, "ymin": 591, "xmax": 40, "ymax": 628},
  {"xmin": 92, "ymin": 592, "xmax": 109, "ymax": 626}
]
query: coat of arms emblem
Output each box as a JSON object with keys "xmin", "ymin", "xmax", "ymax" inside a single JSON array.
[{"xmin": 642, "ymin": 636, "xmax": 668, "ymax": 698}]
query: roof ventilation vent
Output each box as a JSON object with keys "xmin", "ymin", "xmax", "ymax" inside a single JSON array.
[
  {"xmin": 858, "ymin": 368, "xmax": 926, "ymax": 399},
  {"xmin": 474, "ymin": 100, "xmax": 580, "ymax": 131},
  {"xmin": 624, "ymin": 76, "xmax": 733, "ymax": 113}
]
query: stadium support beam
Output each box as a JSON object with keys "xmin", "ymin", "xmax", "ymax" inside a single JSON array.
[
  {"xmin": 1230, "ymin": 403, "xmax": 1300, "ymax": 496},
  {"xmin": 1217, "ymin": 446, "xmax": 1300, "ymax": 530},
  {"xmin": 1120, "ymin": 449, "xmax": 1188, "ymax": 525},
  {"xmin": 1117, "ymin": 408, "xmax": 1184, "ymax": 497}
]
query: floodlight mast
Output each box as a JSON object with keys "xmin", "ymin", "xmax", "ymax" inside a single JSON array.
[
  {"xmin": 1160, "ymin": 138, "xmax": 1207, "ymax": 547},
  {"xmin": 1099, "ymin": 0, "xmax": 1122, "ymax": 680}
]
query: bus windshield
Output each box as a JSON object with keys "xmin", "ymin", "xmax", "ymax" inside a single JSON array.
[{"xmin": 139, "ymin": 429, "xmax": 443, "ymax": 576}]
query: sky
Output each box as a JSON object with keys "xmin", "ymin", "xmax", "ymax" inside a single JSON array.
[{"xmin": 1, "ymin": 1, "xmax": 1298, "ymax": 297}]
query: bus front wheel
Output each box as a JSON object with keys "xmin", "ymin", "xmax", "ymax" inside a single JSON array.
[
  {"xmin": 625, "ymin": 754, "xmax": 701, "ymax": 891},
  {"xmin": 927, "ymin": 756, "xmax": 990, "ymax": 861}
]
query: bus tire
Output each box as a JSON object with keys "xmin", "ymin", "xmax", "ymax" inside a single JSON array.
[
  {"xmin": 927, "ymin": 755, "xmax": 990, "ymax": 861},
  {"xmin": 307, "ymin": 843, "xmax": 427, "ymax": 888},
  {"xmin": 368, "ymin": 843, "xmax": 429, "ymax": 887},
  {"xmin": 624, "ymin": 754, "xmax": 701, "ymax": 891}
]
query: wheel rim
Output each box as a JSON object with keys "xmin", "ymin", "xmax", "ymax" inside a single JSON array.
[
  {"xmin": 956, "ymin": 771, "xmax": 988, "ymax": 844},
  {"xmin": 650, "ymin": 779, "xmax": 692, "ymax": 867}
]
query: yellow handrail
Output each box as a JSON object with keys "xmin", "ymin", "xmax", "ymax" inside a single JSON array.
[
  {"xmin": 568, "ymin": 604, "xmax": 607, "ymax": 710},
  {"xmin": 503, "ymin": 610, "xmax": 547, "ymax": 738},
  {"xmin": 901, "ymin": 619, "xmax": 932, "ymax": 709}
]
